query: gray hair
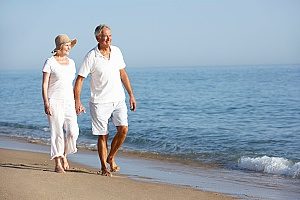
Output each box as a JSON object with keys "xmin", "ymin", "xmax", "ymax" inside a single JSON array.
[{"xmin": 94, "ymin": 24, "xmax": 111, "ymax": 37}]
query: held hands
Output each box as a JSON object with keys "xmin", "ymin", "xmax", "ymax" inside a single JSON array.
[{"xmin": 75, "ymin": 101, "xmax": 86, "ymax": 115}]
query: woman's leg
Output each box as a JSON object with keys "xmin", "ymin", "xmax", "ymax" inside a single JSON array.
[
  {"xmin": 62, "ymin": 101, "xmax": 79, "ymax": 170},
  {"xmin": 54, "ymin": 156, "xmax": 65, "ymax": 173},
  {"xmin": 48, "ymin": 100, "xmax": 65, "ymax": 172}
]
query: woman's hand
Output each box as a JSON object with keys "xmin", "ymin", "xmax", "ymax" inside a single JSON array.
[{"xmin": 44, "ymin": 103, "xmax": 52, "ymax": 116}]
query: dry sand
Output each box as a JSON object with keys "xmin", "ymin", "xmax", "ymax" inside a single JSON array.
[{"xmin": 0, "ymin": 148, "xmax": 236, "ymax": 200}]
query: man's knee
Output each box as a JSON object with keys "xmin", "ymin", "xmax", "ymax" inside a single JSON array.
[
  {"xmin": 117, "ymin": 126, "xmax": 128, "ymax": 136},
  {"xmin": 98, "ymin": 135, "xmax": 107, "ymax": 142}
]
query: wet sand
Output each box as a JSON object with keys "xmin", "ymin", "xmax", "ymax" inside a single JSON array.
[{"xmin": 0, "ymin": 147, "xmax": 236, "ymax": 200}]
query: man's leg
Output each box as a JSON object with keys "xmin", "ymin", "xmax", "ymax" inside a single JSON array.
[
  {"xmin": 97, "ymin": 135, "xmax": 111, "ymax": 176},
  {"xmin": 107, "ymin": 126, "xmax": 128, "ymax": 172}
]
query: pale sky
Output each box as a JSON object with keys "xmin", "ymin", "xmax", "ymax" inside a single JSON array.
[{"xmin": 1, "ymin": 0, "xmax": 300, "ymax": 69}]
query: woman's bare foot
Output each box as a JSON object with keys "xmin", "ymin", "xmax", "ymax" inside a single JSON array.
[
  {"xmin": 107, "ymin": 157, "xmax": 120, "ymax": 172},
  {"xmin": 55, "ymin": 166, "xmax": 66, "ymax": 173},
  {"xmin": 61, "ymin": 156, "xmax": 70, "ymax": 170},
  {"xmin": 54, "ymin": 157, "xmax": 66, "ymax": 173}
]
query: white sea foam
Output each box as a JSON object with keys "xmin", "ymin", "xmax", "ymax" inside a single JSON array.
[
  {"xmin": 42, "ymin": 127, "xmax": 50, "ymax": 132},
  {"xmin": 238, "ymin": 156, "xmax": 300, "ymax": 178}
]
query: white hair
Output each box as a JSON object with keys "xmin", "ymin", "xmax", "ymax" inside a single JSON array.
[{"xmin": 94, "ymin": 24, "xmax": 111, "ymax": 37}]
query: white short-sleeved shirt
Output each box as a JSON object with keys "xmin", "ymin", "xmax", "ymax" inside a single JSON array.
[
  {"xmin": 78, "ymin": 45, "xmax": 126, "ymax": 103},
  {"xmin": 42, "ymin": 56, "xmax": 76, "ymax": 101}
]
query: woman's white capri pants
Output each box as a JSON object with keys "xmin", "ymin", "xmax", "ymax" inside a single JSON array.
[{"xmin": 47, "ymin": 99, "xmax": 79, "ymax": 160}]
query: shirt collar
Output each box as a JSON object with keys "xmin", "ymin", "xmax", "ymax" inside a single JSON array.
[{"xmin": 94, "ymin": 45, "xmax": 112, "ymax": 58}]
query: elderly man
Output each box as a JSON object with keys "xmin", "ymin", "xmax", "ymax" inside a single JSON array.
[{"xmin": 74, "ymin": 24, "xmax": 136, "ymax": 176}]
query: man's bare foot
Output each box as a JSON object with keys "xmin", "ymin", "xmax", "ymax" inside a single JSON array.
[
  {"xmin": 107, "ymin": 157, "xmax": 120, "ymax": 172},
  {"xmin": 97, "ymin": 168, "xmax": 112, "ymax": 177},
  {"xmin": 55, "ymin": 166, "xmax": 66, "ymax": 173},
  {"xmin": 62, "ymin": 156, "xmax": 69, "ymax": 170}
]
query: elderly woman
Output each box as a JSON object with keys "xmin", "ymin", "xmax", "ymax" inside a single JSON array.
[{"xmin": 42, "ymin": 34, "xmax": 79, "ymax": 173}]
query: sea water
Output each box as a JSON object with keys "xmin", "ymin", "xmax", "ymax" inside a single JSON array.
[{"xmin": 0, "ymin": 65, "xmax": 299, "ymax": 199}]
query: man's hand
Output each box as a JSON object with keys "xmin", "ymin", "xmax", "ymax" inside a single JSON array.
[
  {"xmin": 75, "ymin": 101, "xmax": 86, "ymax": 115},
  {"xmin": 129, "ymin": 95, "xmax": 137, "ymax": 112}
]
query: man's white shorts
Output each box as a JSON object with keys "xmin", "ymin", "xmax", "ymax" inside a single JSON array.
[{"xmin": 89, "ymin": 100, "xmax": 128, "ymax": 135}]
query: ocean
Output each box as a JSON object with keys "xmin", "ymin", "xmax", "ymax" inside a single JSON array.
[{"xmin": 0, "ymin": 65, "xmax": 299, "ymax": 199}]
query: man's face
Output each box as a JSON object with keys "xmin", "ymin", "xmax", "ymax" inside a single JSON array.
[{"xmin": 97, "ymin": 27, "xmax": 112, "ymax": 47}]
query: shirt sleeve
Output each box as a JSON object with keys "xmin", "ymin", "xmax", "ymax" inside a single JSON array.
[
  {"xmin": 42, "ymin": 58, "xmax": 51, "ymax": 73},
  {"xmin": 69, "ymin": 59, "xmax": 76, "ymax": 74},
  {"xmin": 116, "ymin": 47, "xmax": 126, "ymax": 70},
  {"xmin": 78, "ymin": 53, "xmax": 92, "ymax": 78}
]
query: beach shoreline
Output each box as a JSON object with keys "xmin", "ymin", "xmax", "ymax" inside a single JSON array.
[
  {"xmin": 1, "ymin": 135, "xmax": 300, "ymax": 200},
  {"xmin": 0, "ymin": 138, "xmax": 236, "ymax": 200}
]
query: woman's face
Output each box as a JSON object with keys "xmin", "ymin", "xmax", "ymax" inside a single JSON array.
[
  {"xmin": 96, "ymin": 27, "xmax": 112, "ymax": 48},
  {"xmin": 58, "ymin": 42, "xmax": 72, "ymax": 56}
]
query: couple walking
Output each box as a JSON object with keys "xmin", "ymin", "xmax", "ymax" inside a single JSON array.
[{"xmin": 42, "ymin": 24, "xmax": 136, "ymax": 176}]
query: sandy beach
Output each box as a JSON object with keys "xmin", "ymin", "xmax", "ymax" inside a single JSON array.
[{"xmin": 0, "ymin": 148, "xmax": 236, "ymax": 200}]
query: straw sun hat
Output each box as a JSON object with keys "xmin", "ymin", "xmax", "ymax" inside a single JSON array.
[{"xmin": 51, "ymin": 34, "xmax": 77, "ymax": 53}]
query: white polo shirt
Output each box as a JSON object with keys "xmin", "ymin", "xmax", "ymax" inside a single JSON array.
[
  {"xmin": 42, "ymin": 56, "xmax": 76, "ymax": 101},
  {"xmin": 78, "ymin": 45, "xmax": 126, "ymax": 103}
]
